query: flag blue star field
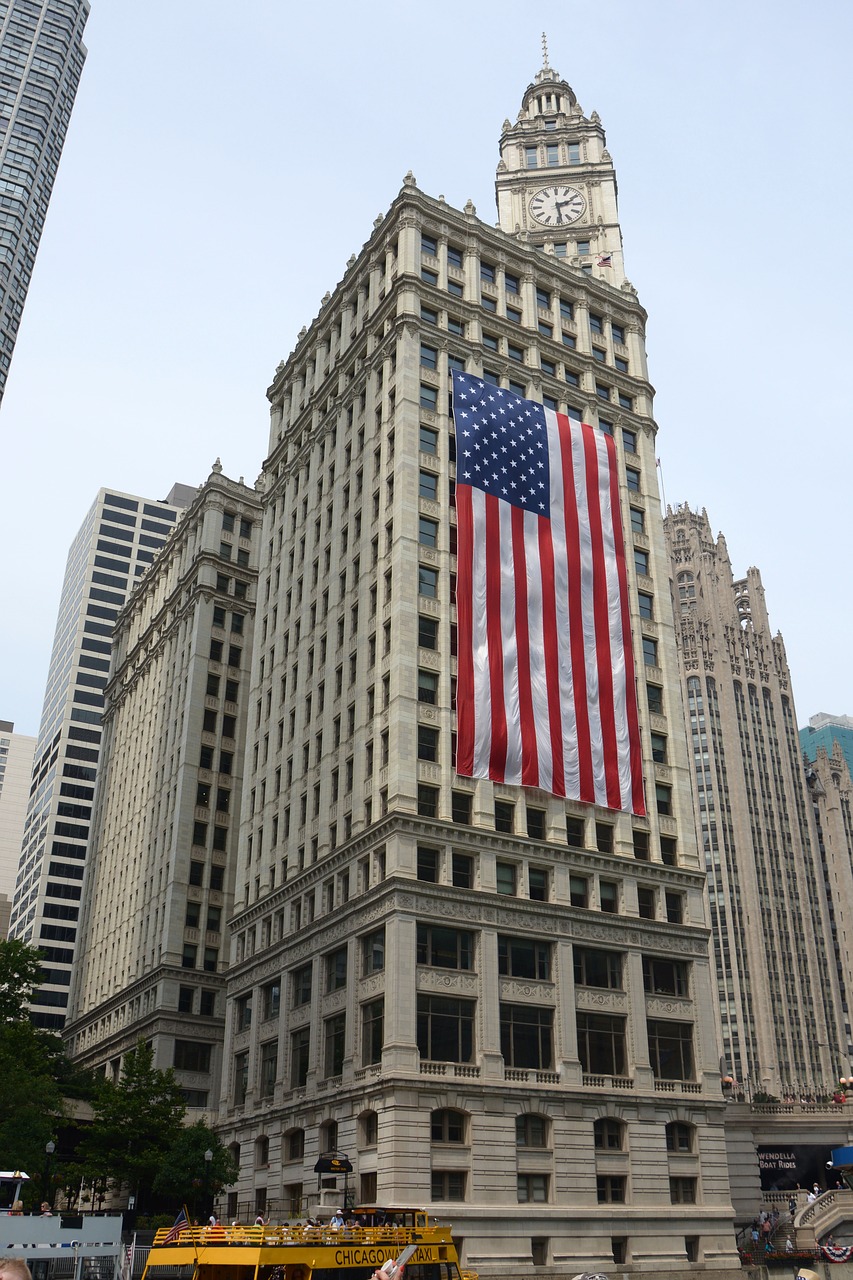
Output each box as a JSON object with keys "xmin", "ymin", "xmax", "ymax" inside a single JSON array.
[{"xmin": 452, "ymin": 372, "xmax": 645, "ymax": 814}]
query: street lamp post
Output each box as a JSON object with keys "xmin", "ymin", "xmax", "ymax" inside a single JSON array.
[
  {"xmin": 44, "ymin": 1141, "xmax": 56, "ymax": 1209},
  {"xmin": 204, "ymin": 1148, "xmax": 213, "ymax": 1222}
]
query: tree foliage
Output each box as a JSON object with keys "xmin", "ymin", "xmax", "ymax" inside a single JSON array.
[
  {"xmin": 0, "ymin": 939, "xmax": 68, "ymax": 1183},
  {"xmin": 0, "ymin": 936, "xmax": 45, "ymax": 1021},
  {"xmin": 76, "ymin": 1039, "xmax": 187, "ymax": 1209},
  {"xmin": 153, "ymin": 1121, "xmax": 239, "ymax": 1216}
]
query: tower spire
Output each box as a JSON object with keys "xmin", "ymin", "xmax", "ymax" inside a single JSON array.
[{"xmin": 541, "ymin": 31, "xmax": 551, "ymax": 73}]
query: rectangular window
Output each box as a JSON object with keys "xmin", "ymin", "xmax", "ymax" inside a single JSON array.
[
  {"xmin": 417, "ymin": 845, "xmax": 439, "ymax": 882},
  {"xmin": 596, "ymin": 822, "xmax": 613, "ymax": 853},
  {"xmin": 665, "ymin": 891, "xmax": 684, "ymax": 923},
  {"xmin": 259, "ymin": 1040, "xmax": 278, "ymax": 1097},
  {"xmin": 566, "ymin": 815, "xmax": 585, "ymax": 848},
  {"xmin": 656, "ymin": 783, "xmax": 672, "ymax": 815},
  {"xmin": 525, "ymin": 146, "xmax": 538, "ymax": 168},
  {"xmin": 420, "ymin": 424, "xmax": 438, "ymax": 454},
  {"xmin": 651, "ymin": 732, "xmax": 667, "ymax": 763},
  {"xmin": 419, "ymin": 469, "xmax": 438, "ymax": 500},
  {"xmin": 480, "ymin": 261, "xmax": 496, "ymax": 283},
  {"xmin": 418, "ymin": 615, "xmax": 439, "ymax": 650},
  {"xmin": 420, "ymin": 383, "xmax": 438, "ymax": 411},
  {"xmin": 362, "ymin": 998, "xmax": 384, "ymax": 1066},
  {"xmin": 518, "ymin": 1174, "xmax": 549, "ymax": 1203},
  {"xmin": 648, "ymin": 1019, "xmax": 694, "ymax": 1079},
  {"xmin": 647, "ymin": 683, "xmax": 663, "ymax": 714},
  {"xmin": 417, "ymin": 924, "xmax": 473, "ymax": 971},
  {"xmin": 506, "ymin": 306, "xmax": 522, "ymax": 325},
  {"xmin": 643, "ymin": 956, "xmax": 689, "ymax": 996},
  {"xmin": 494, "ymin": 799, "xmax": 515, "ymax": 833},
  {"xmin": 447, "ymin": 244, "xmax": 463, "ymax": 269},
  {"xmin": 498, "ymin": 936, "xmax": 550, "ymax": 980},
  {"xmin": 577, "ymin": 1012, "xmax": 626, "ymax": 1075},
  {"xmin": 419, "ymin": 516, "xmax": 438, "ymax": 548},
  {"xmin": 418, "ymin": 725, "xmax": 439, "ymax": 762},
  {"xmin": 452, "ymin": 853, "xmax": 473, "ymax": 888},
  {"xmin": 262, "ymin": 981, "xmax": 281, "ymax": 1020},
  {"xmin": 362, "ymin": 928, "xmax": 385, "ymax": 975},
  {"xmin": 292, "ymin": 963, "xmax": 312, "ymax": 1007},
  {"xmin": 637, "ymin": 887, "xmax": 657, "ymax": 920},
  {"xmin": 418, "ymin": 668, "xmax": 439, "ymax": 704},
  {"xmin": 570, "ymin": 874, "xmax": 589, "ymax": 908},
  {"xmin": 626, "ymin": 467, "xmax": 641, "ymax": 492},
  {"xmin": 417, "ymin": 995, "xmax": 474, "ymax": 1063},
  {"xmin": 290, "ymin": 1027, "xmax": 310, "ymax": 1088},
  {"xmin": 325, "ymin": 946, "xmax": 347, "ymax": 992},
  {"xmin": 501, "ymin": 1004, "xmax": 553, "ymax": 1069},
  {"xmin": 528, "ymin": 866, "xmax": 549, "ymax": 901},
  {"xmin": 496, "ymin": 861, "xmax": 516, "ymax": 895},
  {"xmin": 573, "ymin": 947, "xmax": 622, "ymax": 989},
  {"xmin": 599, "ymin": 880, "xmax": 619, "ymax": 913},
  {"xmin": 638, "ymin": 592, "xmax": 654, "ymax": 620},
  {"xmin": 634, "ymin": 548, "xmax": 649, "ymax": 576},
  {"xmin": 642, "ymin": 637, "xmax": 658, "ymax": 666},
  {"xmin": 420, "ymin": 343, "xmax": 438, "ymax": 369},
  {"xmin": 324, "ymin": 1013, "xmax": 346, "ymax": 1078},
  {"xmin": 505, "ymin": 271, "xmax": 520, "ymax": 294},
  {"xmin": 421, "ymin": 233, "xmax": 438, "ymax": 256},
  {"xmin": 418, "ymin": 783, "xmax": 439, "ymax": 817},
  {"xmin": 597, "ymin": 1175, "xmax": 626, "ymax": 1204},
  {"xmin": 234, "ymin": 1051, "xmax": 249, "ymax": 1104},
  {"xmin": 432, "ymin": 1171, "xmax": 467, "ymax": 1201},
  {"xmin": 670, "ymin": 1178, "xmax": 696, "ymax": 1205},
  {"xmin": 451, "ymin": 790, "xmax": 472, "ymax": 825}
]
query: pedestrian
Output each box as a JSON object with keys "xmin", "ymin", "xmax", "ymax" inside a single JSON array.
[
  {"xmin": 330, "ymin": 1208, "xmax": 345, "ymax": 1229},
  {"xmin": 788, "ymin": 1195, "xmax": 797, "ymax": 1216},
  {"xmin": 254, "ymin": 1215, "xmax": 265, "ymax": 1227},
  {"xmin": 0, "ymin": 1261, "xmax": 32, "ymax": 1280},
  {"xmin": 39, "ymin": 1203, "xmax": 53, "ymax": 1217},
  {"xmin": 785, "ymin": 1239, "xmax": 793, "ymax": 1254}
]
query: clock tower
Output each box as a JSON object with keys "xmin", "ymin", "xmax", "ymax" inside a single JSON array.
[{"xmin": 496, "ymin": 38, "xmax": 625, "ymax": 284}]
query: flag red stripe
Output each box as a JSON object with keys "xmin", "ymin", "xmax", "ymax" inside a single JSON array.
[
  {"xmin": 581, "ymin": 425, "xmax": 622, "ymax": 809},
  {"xmin": 484, "ymin": 494, "xmax": 508, "ymax": 779},
  {"xmin": 510, "ymin": 504, "xmax": 538, "ymax": 786},
  {"xmin": 537, "ymin": 513, "xmax": 565, "ymax": 796},
  {"xmin": 556, "ymin": 413, "xmax": 594, "ymax": 801},
  {"xmin": 454, "ymin": 485, "xmax": 474, "ymax": 777}
]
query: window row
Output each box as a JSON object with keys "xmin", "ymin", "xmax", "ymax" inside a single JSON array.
[{"xmin": 232, "ymin": 997, "xmax": 696, "ymax": 1083}]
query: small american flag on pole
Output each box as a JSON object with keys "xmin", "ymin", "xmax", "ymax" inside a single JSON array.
[
  {"xmin": 163, "ymin": 1207, "xmax": 189, "ymax": 1245},
  {"xmin": 452, "ymin": 372, "xmax": 645, "ymax": 814}
]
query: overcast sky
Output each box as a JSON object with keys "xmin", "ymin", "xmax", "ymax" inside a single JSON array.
[{"xmin": 2, "ymin": 0, "xmax": 850, "ymax": 737}]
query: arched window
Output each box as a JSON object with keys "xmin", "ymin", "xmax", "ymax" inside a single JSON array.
[
  {"xmin": 593, "ymin": 1117, "xmax": 624, "ymax": 1150},
  {"xmin": 516, "ymin": 1114, "xmax": 549, "ymax": 1148},
  {"xmin": 284, "ymin": 1128, "xmax": 304, "ymax": 1161},
  {"xmin": 320, "ymin": 1118, "xmax": 338, "ymax": 1153},
  {"xmin": 430, "ymin": 1108, "xmax": 467, "ymax": 1144},
  {"xmin": 665, "ymin": 1121, "xmax": 694, "ymax": 1153},
  {"xmin": 359, "ymin": 1110, "xmax": 378, "ymax": 1148}
]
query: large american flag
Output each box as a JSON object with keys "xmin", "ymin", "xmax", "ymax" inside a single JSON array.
[{"xmin": 452, "ymin": 372, "xmax": 645, "ymax": 815}]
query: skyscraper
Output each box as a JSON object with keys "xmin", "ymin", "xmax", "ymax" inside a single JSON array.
[
  {"xmin": 663, "ymin": 504, "xmax": 847, "ymax": 1095},
  {"xmin": 0, "ymin": 718, "xmax": 36, "ymax": 936},
  {"xmin": 9, "ymin": 483, "xmax": 194, "ymax": 1027},
  {"xmin": 65, "ymin": 467, "xmax": 261, "ymax": 1110},
  {"xmin": 801, "ymin": 713, "xmax": 853, "ymax": 780},
  {"xmin": 214, "ymin": 56, "xmax": 737, "ymax": 1271},
  {"xmin": 0, "ymin": 0, "xmax": 89, "ymax": 402}
]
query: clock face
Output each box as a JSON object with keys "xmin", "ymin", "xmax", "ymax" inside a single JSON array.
[{"xmin": 529, "ymin": 185, "xmax": 586, "ymax": 227}]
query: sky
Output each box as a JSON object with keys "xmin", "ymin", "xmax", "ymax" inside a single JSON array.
[{"xmin": 1, "ymin": 0, "xmax": 851, "ymax": 737}]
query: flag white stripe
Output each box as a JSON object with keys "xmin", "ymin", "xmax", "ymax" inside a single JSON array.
[
  {"xmin": 499, "ymin": 499, "xmax": 522, "ymax": 783},
  {"xmin": 522, "ymin": 509, "xmax": 552, "ymax": 792},
  {"xmin": 470, "ymin": 490, "xmax": 492, "ymax": 775}
]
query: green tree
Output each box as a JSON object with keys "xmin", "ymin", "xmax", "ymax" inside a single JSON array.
[
  {"xmin": 0, "ymin": 939, "xmax": 68, "ymax": 1187},
  {"xmin": 153, "ymin": 1121, "xmax": 238, "ymax": 1218},
  {"xmin": 0, "ymin": 935, "xmax": 45, "ymax": 1021},
  {"xmin": 78, "ymin": 1039, "xmax": 187, "ymax": 1209}
]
